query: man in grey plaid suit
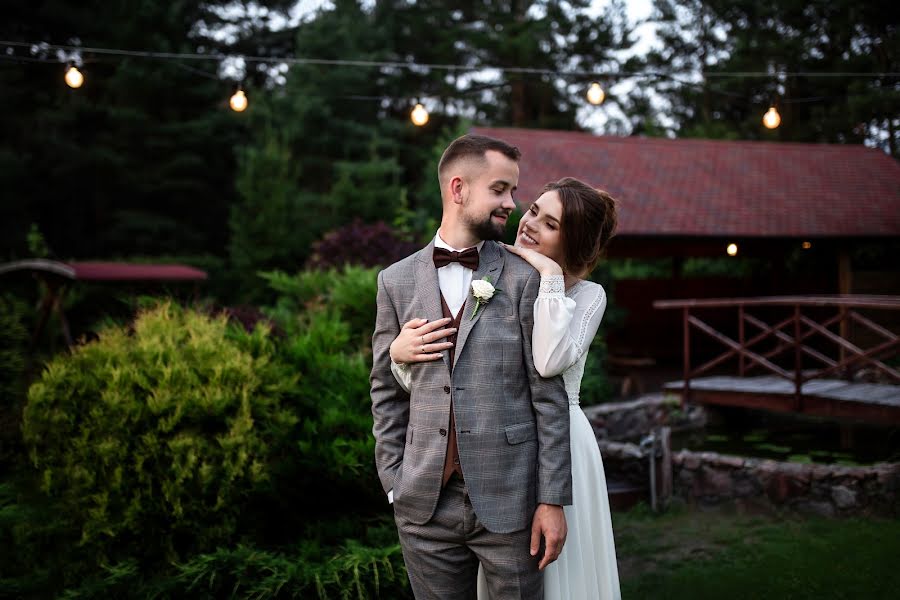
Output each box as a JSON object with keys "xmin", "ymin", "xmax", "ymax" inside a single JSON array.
[{"xmin": 370, "ymin": 134, "xmax": 572, "ymax": 599}]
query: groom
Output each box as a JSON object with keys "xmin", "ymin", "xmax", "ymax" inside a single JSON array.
[{"xmin": 370, "ymin": 134, "xmax": 572, "ymax": 599}]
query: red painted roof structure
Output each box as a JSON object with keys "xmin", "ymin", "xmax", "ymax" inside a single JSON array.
[
  {"xmin": 472, "ymin": 127, "xmax": 900, "ymax": 239},
  {"xmin": 0, "ymin": 259, "xmax": 207, "ymax": 281}
]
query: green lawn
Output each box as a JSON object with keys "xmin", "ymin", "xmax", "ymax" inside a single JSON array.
[{"xmin": 613, "ymin": 504, "xmax": 900, "ymax": 599}]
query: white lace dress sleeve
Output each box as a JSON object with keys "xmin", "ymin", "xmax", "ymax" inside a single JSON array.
[
  {"xmin": 532, "ymin": 275, "xmax": 607, "ymax": 378},
  {"xmin": 390, "ymin": 359, "xmax": 412, "ymax": 393}
]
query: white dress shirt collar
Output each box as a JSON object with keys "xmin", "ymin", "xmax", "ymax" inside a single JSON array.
[{"xmin": 434, "ymin": 231, "xmax": 485, "ymax": 253}]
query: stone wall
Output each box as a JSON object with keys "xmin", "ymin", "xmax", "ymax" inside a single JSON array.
[
  {"xmin": 585, "ymin": 393, "xmax": 705, "ymax": 441},
  {"xmin": 594, "ymin": 421, "xmax": 900, "ymax": 517},
  {"xmin": 672, "ymin": 450, "xmax": 900, "ymax": 517},
  {"xmin": 585, "ymin": 394, "xmax": 900, "ymax": 516}
]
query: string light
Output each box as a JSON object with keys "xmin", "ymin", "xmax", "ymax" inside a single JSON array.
[
  {"xmin": 65, "ymin": 66, "xmax": 84, "ymax": 89},
  {"xmin": 410, "ymin": 103, "xmax": 429, "ymax": 126},
  {"xmin": 763, "ymin": 106, "xmax": 781, "ymax": 129},
  {"xmin": 229, "ymin": 88, "xmax": 247, "ymax": 112},
  {"xmin": 9, "ymin": 40, "xmax": 896, "ymax": 79},
  {"xmin": 802, "ymin": 241, "xmax": 812, "ymax": 249},
  {"xmin": 586, "ymin": 82, "xmax": 605, "ymax": 105},
  {"xmin": 726, "ymin": 243, "xmax": 738, "ymax": 257},
  {"xmin": 4, "ymin": 39, "xmax": 891, "ymax": 119}
]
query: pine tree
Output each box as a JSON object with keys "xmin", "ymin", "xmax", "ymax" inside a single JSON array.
[{"xmin": 645, "ymin": 0, "xmax": 899, "ymax": 154}]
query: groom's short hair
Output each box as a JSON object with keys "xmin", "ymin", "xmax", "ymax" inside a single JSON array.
[{"xmin": 438, "ymin": 134, "xmax": 521, "ymax": 185}]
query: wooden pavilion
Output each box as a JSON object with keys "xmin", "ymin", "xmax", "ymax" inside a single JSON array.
[{"xmin": 471, "ymin": 127, "xmax": 900, "ymax": 419}]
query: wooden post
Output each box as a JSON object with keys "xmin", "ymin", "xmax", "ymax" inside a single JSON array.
[
  {"xmin": 794, "ymin": 304, "xmax": 803, "ymax": 412},
  {"xmin": 658, "ymin": 426, "xmax": 672, "ymax": 511},
  {"xmin": 738, "ymin": 304, "xmax": 745, "ymax": 377},
  {"xmin": 838, "ymin": 250, "xmax": 852, "ymax": 368},
  {"xmin": 682, "ymin": 306, "xmax": 691, "ymax": 408},
  {"xmin": 53, "ymin": 285, "xmax": 73, "ymax": 347},
  {"xmin": 29, "ymin": 277, "xmax": 56, "ymax": 352}
]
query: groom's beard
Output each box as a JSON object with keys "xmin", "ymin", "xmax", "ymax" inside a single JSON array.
[{"xmin": 466, "ymin": 209, "xmax": 510, "ymax": 242}]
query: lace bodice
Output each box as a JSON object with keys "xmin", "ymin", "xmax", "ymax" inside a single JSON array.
[{"xmin": 533, "ymin": 276, "xmax": 607, "ymax": 405}]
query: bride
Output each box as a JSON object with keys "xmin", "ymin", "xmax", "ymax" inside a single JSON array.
[{"xmin": 389, "ymin": 177, "xmax": 621, "ymax": 600}]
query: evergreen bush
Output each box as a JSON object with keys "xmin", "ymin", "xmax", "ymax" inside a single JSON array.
[
  {"xmin": 21, "ymin": 302, "xmax": 299, "ymax": 564},
  {"xmin": 55, "ymin": 532, "xmax": 410, "ymax": 600},
  {"xmin": 254, "ymin": 267, "xmax": 385, "ymax": 529},
  {"xmin": 262, "ymin": 265, "xmax": 378, "ymax": 346}
]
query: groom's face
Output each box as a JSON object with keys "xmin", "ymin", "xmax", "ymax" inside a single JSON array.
[{"xmin": 460, "ymin": 150, "xmax": 519, "ymax": 241}]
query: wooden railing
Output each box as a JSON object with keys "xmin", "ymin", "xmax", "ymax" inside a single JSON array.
[{"xmin": 653, "ymin": 296, "xmax": 900, "ymax": 407}]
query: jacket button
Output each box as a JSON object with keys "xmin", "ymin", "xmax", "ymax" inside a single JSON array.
[
  {"xmin": 443, "ymin": 386, "xmax": 451, "ymax": 393},
  {"xmin": 439, "ymin": 428, "xmax": 447, "ymax": 436}
]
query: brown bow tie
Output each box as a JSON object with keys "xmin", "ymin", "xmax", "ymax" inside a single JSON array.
[{"xmin": 433, "ymin": 247, "xmax": 479, "ymax": 270}]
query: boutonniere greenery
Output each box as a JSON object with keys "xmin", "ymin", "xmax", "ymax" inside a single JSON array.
[{"xmin": 470, "ymin": 276, "xmax": 500, "ymax": 320}]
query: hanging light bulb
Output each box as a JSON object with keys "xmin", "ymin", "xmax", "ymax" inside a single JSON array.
[
  {"xmin": 726, "ymin": 243, "xmax": 738, "ymax": 257},
  {"xmin": 586, "ymin": 82, "xmax": 605, "ymax": 105},
  {"xmin": 229, "ymin": 88, "xmax": 248, "ymax": 112},
  {"xmin": 410, "ymin": 103, "xmax": 429, "ymax": 126},
  {"xmin": 65, "ymin": 66, "xmax": 84, "ymax": 89},
  {"xmin": 763, "ymin": 106, "xmax": 781, "ymax": 129}
]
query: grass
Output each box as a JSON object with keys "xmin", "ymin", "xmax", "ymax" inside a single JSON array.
[{"xmin": 613, "ymin": 503, "xmax": 900, "ymax": 599}]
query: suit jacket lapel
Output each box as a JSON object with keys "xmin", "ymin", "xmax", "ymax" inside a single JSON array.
[
  {"xmin": 454, "ymin": 241, "xmax": 505, "ymax": 362},
  {"xmin": 414, "ymin": 240, "xmax": 451, "ymax": 370}
]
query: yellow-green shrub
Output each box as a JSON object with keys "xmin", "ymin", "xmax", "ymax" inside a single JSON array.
[{"xmin": 22, "ymin": 302, "xmax": 298, "ymax": 563}]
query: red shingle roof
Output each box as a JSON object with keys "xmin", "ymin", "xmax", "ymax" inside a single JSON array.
[
  {"xmin": 472, "ymin": 127, "xmax": 900, "ymax": 238},
  {"xmin": 0, "ymin": 259, "xmax": 207, "ymax": 281}
]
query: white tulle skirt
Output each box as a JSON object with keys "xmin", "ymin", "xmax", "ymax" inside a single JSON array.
[{"xmin": 477, "ymin": 405, "xmax": 621, "ymax": 600}]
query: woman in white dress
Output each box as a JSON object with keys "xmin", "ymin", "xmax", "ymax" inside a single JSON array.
[{"xmin": 390, "ymin": 177, "xmax": 621, "ymax": 600}]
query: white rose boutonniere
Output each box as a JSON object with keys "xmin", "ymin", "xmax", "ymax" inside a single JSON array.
[{"xmin": 470, "ymin": 276, "xmax": 500, "ymax": 320}]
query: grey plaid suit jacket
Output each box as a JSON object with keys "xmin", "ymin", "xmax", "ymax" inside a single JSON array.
[{"xmin": 371, "ymin": 239, "xmax": 572, "ymax": 534}]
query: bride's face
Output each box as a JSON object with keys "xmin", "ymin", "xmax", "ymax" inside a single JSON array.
[{"xmin": 516, "ymin": 190, "xmax": 565, "ymax": 266}]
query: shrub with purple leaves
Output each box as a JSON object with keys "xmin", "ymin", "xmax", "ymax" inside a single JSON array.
[{"xmin": 306, "ymin": 220, "xmax": 419, "ymax": 270}]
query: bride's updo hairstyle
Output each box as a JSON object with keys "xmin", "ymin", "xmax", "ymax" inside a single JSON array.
[{"xmin": 542, "ymin": 177, "xmax": 618, "ymax": 278}]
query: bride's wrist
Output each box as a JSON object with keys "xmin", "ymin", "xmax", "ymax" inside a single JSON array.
[{"xmin": 540, "ymin": 266, "xmax": 563, "ymax": 277}]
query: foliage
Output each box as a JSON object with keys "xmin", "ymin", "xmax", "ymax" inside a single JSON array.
[
  {"xmin": 227, "ymin": 1, "xmax": 412, "ymax": 290},
  {"xmin": 165, "ymin": 534, "xmax": 409, "ymax": 600},
  {"xmin": 53, "ymin": 531, "xmax": 409, "ymax": 600},
  {"xmin": 609, "ymin": 258, "xmax": 674, "ymax": 280},
  {"xmin": 0, "ymin": 294, "xmax": 29, "ymax": 466},
  {"xmin": 0, "ymin": 478, "xmax": 87, "ymax": 597},
  {"xmin": 0, "ymin": 294, "xmax": 28, "ymax": 408},
  {"xmin": 645, "ymin": 0, "xmax": 900, "ymax": 155},
  {"xmin": 2, "ymin": 497, "xmax": 409, "ymax": 600},
  {"xmin": 0, "ymin": 0, "xmax": 304, "ymax": 259},
  {"xmin": 610, "ymin": 257, "xmax": 761, "ymax": 279},
  {"xmin": 371, "ymin": 0, "xmax": 632, "ymax": 129},
  {"xmin": 578, "ymin": 262, "xmax": 618, "ymax": 404},
  {"xmin": 25, "ymin": 223, "xmax": 51, "ymax": 258},
  {"xmin": 682, "ymin": 257, "xmax": 758, "ymax": 278},
  {"xmin": 262, "ymin": 268, "xmax": 381, "ymax": 500},
  {"xmin": 262, "ymin": 265, "xmax": 379, "ymax": 346},
  {"xmin": 21, "ymin": 302, "xmax": 299, "ymax": 565},
  {"xmin": 578, "ymin": 335, "xmax": 613, "ymax": 406},
  {"xmin": 306, "ymin": 221, "xmax": 420, "ymax": 271},
  {"xmin": 228, "ymin": 125, "xmax": 328, "ymax": 292}
]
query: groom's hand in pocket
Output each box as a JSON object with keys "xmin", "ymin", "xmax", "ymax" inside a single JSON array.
[{"xmin": 530, "ymin": 503, "xmax": 567, "ymax": 570}]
